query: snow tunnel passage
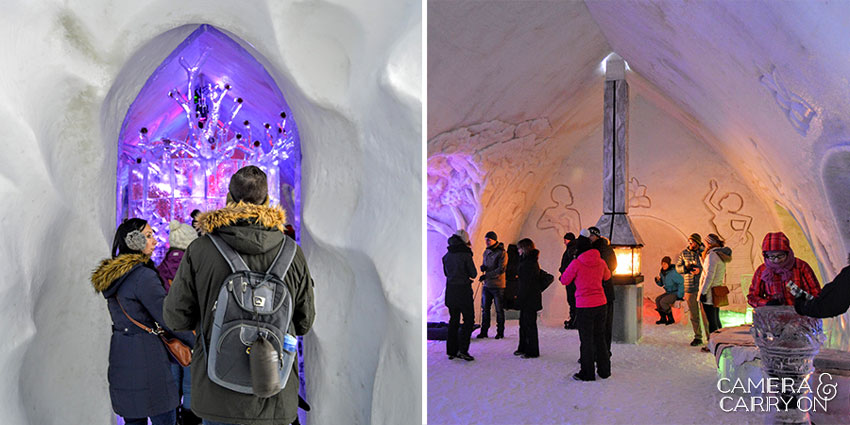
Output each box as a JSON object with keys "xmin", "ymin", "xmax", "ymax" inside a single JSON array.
[{"xmin": 116, "ymin": 24, "xmax": 301, "ymax": 263}]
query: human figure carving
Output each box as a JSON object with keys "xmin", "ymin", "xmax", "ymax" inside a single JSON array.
[{"xmin": 536, "ymin": 185, "xmax": 581, "ymax": 239}]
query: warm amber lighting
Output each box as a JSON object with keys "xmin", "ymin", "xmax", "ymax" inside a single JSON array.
[{"xmin": 613, "ymin": 246, "xmax": 641, "ymax": 276}]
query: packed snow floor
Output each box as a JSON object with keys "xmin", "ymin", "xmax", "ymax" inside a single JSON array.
[{"xmin": 427, "ymin": 316, "xmax": 765, "ymax": 424}]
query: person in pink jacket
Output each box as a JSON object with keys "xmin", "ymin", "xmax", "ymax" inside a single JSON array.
[{"xmin": 560, "ymin": 235, "xmax": 611, "ymax": 381}]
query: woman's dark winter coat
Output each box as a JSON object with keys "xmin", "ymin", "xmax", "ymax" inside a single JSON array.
[
  {"xmin": 91, "ymin": 254, "xmax": 184, "ymax": 419},
  {"xmin": 504, "ymin": 244, "xmax": 520, "ymax": 310},
  {"xmin": 443, "ymin": 235, "xmax": 476, "ymax": 309},
  {"xmin": 517, "ymin": 249, "xmax": 543, "ymax": 312}
]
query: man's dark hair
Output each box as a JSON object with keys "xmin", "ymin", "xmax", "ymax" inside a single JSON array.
[
  {"xmin": 564, "ymin": 232, "xmax": 576, "ymax": 241},
  {"xmin": 228, "ymin": 165, "xmax": 268, "ymax": 204}
]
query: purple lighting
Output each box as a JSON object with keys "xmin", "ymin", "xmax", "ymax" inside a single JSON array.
[{"xmin": 116, "ymin": 25, "xmax": 301, "ymax": 263}]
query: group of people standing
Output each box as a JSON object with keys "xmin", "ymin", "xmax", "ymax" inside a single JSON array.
[
  {"xmin": 441, "ymin": 224, "xmax": 837, "ymax": 382},
  {"xmin": 441, "ymin": 226, "xmax": 617, "ymax": 382}
]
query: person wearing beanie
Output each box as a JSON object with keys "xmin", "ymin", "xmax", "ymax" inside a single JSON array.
[
  {"xmin": 748, "ymin": 231, "xmax": 821, "ymax": 308},
  {"xmin": 157, "ymin": 220, "xmax": 199, "ymax": 292},
  {"xmin": 586, "ymin": 227, "xmax": 617, "ymax": 359},
  {"xmin": 676, "ymin": 233, "xmax": 706, "ymax": 346},
  {"xmin": 560, "ymin": 234, "xmax": 611, "ymax": 381},
  {"xmin": 455, "ymin": 229, "xmax": 470, "ymax": 245},
  {"xmin": 560, "ymin": 232, "xmax": 579, "ymax": 329},
  {"xmin": 477, "ymin": 230, "xmax": 507, "ymax": 339},
  {"xmin": 654, "ymin": 256, "xmax": 684, "ymax": 325},
  {"xmin": 443, "ymin": 233, "xmax": 477, "ymax": 361},
  {"xmin": 155, "ymin": 219, "xmax": 201, "ymax": 425}
]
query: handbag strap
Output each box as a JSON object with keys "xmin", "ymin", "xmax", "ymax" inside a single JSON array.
[{"xmin": 116, "ymin": 298, "xmax": 160, "ymax": 335}]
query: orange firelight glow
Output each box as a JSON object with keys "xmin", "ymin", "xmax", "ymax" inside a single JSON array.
[{"xmin": 613, "ymin": 246, "xmax": 641, "ymax": 276}]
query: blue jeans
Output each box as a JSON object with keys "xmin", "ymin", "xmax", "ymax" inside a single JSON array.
[
  {"xmin": 480, "ymin": 286, "xmax": 505, "ymax": 335},
  {"xmin": 171, "ymin": 363, "xmax": 192, "ymax": 409},
  {"xmin": 123, "ymin": 409, "xmax": 176, "ymax": 425}
]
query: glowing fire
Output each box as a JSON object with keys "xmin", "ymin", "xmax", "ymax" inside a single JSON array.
[{"xmin": 614, "ymin": 246, "xmax": 641, "ymax": 276}]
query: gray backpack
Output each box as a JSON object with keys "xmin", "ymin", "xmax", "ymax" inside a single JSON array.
[{"xmin": 203, "ymin": 234, "xmax": 298, "ymax": 396}]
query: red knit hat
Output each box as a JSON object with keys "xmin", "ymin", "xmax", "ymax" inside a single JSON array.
[{"xmin": 761, "ymin": 232, "xmax": 791, "ymax": 252}]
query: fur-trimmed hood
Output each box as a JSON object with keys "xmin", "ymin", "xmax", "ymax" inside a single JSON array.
[
  {"xmin": 91, "ymin": 253, "xmax": 150, "ymax": 293},
  {"xmin": 195, "ymin": 202, "xmax": 287, "ymax": 235}
]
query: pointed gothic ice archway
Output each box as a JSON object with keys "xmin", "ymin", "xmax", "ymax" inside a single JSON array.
[
  {"xmin": 112, "ymin": 24, "xmax": 305, "ymax": 423},
  {"xmin": 116, "ymin": 24, "xmax": 301, "ymax": 263}
]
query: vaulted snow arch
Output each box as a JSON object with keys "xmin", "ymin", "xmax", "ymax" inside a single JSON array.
[{"xmin": 116, "ymin": 24, "xmax": 301, "ymax": 262}]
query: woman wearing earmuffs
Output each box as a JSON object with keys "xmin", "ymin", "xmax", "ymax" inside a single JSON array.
[{"xmin": 91, "ymin": 218, "xmax": 189, "ymax": 425}]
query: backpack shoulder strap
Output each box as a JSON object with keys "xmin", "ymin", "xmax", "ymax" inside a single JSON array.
[
  {"xmin": 266, "ymin": 235, "xmax": 297, "ymax": 280},
  {"xmin": 208, "ymin": 234, "xmax": 250, "ymax": 272}
]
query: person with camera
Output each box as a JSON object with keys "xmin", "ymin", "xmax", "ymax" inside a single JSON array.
[
  {"xmin": 697, "ymin": 233, "xmax": 732, "ymax": 351},
  {"xmin": 676, "ymin": 233, "xmax": 705, "ymax": 346},
  {"xmin": 747, "ymin": 231, "xmax": 821, "ymax": 308}
]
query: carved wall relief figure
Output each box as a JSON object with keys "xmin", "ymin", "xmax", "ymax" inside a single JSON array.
[
  {"xmin": 704, "ymin": 179, "xmax": 757, "ymax": 308},
  {"xmin": 426, "ymin": 153, "xmax": 483, "ymax": 238},
  {"xmin": 536, "ymin": 184, "xmax": 582, "ymax": 239},
  {"xmin": 759, "ymin": 66, "xmax": 818, "ymax": 136},
  {"xmin": 628, "ymin": 177, "xmax": 651, "ymax": 209},
  {"xmin": 427, "ymin": 118, "xmax": 555, "ymax": 322}
]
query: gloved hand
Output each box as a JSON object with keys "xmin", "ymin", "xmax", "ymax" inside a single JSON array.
[
  {"xmin": 480, "ymin": 265, "xmax": 486, "ymax": 272},
  {"xmin": 699, "ymin": 294, "xmax": 706, "ymax": 303},
  {"xmin": 478, "ymin": 275, "xmax": 484, "ymax": 282},
  {"xmin": 765, "ymin": 298, "xmax": 783, "ymax": 306}
]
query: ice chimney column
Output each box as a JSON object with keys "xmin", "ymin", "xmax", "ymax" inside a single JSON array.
[{"xmin": 603, "ymin": 53, "xmax": 628, "ymax": 217}]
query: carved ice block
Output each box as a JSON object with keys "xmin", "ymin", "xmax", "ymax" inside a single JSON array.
[{"xmin": 751, "ymin": 306, "xmax": 825, "ymax": 424}]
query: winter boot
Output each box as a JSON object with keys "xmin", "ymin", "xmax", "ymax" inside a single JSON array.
[
  {"xmin": 655, "ymin": 309, "xmax": 666, "ymax": 325},
  {"xmin": 665, "ymin": 312, "xmax": 675, "ymax": 325}
]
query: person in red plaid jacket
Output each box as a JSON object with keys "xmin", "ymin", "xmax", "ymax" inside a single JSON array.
[{"xmin": 747, "ymin": 231, "xmax": 821, "ymax": 307}]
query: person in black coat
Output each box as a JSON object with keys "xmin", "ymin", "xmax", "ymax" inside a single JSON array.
[
  {"xmin": 587, "ymin": 227, "xmax": 617, "ymax": 358},
  {"xmin": 560, "ymin": 233, "xmax": 578, "ymax": 329},
  {"xmin": 514, "ymin": 238, "xmax": 545, "ymax": 359},
  {"xmin": 442, "ymin": 232, "xmax": 477, "ymax": 361},
  {"xmin": 794, "ymin": 262, "xmax": 850, "ymax": 318},
  {"xmin": 91, "ymin": 218, "xmax": 191, "ymax": 425},
  {"xmin": 504, "ymin": 244, "xmax": 520, "ymax": 310}
]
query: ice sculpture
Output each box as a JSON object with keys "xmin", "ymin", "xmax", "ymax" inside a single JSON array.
[
  {"xmin": 116, "ymin": 25, "xmax": 301, "ymax": 263},
  {"xmin": 751, "ymin": 306, "xmax": 825, "ymax": 424}
]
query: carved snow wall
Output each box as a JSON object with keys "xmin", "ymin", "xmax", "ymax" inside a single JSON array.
[
  {"xmin": 521, "ymin": 91, "xmax": 790, "ymax": 325},
  {"xmin": 427, "ymin": 118, "xmax": 556, "ymax": 322}
]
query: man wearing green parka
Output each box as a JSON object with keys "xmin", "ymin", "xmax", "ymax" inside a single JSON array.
[{"xmin": 164, "ymin": 166, "xmax": 315, "ymax": 425}]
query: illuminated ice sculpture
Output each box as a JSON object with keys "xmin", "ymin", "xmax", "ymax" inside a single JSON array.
[
  {"xmin": 751, "ymin": 306, "xmax": 825, "ymax": 424},
  {"xmin": 116, "ymin": 25, "xmax": 301, "ymax": 263}
]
